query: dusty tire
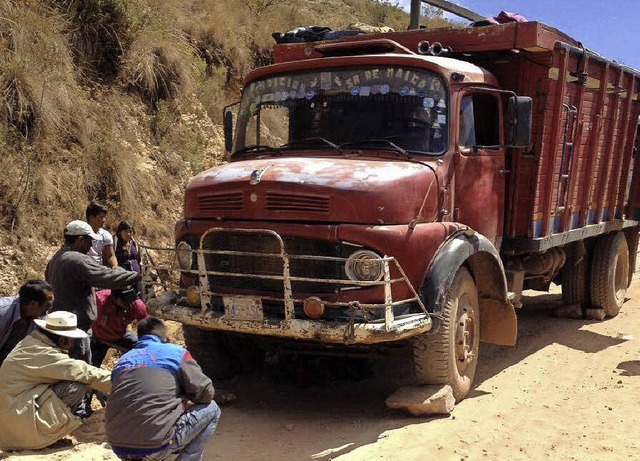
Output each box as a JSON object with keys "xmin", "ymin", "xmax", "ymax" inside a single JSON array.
[
  {"xmin": 413, "ymin": 267, "xmax": 479, "ymax": 402},
  {"xmin": 590, "ymin": 232, "xmax": 629, "ymax": 317},
  {"xmin": 561, "ymin": 251, "xmax": 591, "ymax": 308},
  {"xmin": 183, "ymin": 326, "xmax": 264, "ymax": 379}
]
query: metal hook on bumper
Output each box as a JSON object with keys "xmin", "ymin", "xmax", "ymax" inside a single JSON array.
[{"xmin": 343, "ymin": 301, "xmax": 360, "ymax": 344}]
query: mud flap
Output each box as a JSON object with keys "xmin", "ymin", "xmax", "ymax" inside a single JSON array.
[{"xmin": 479, "ymin": 298, "xmax": 517, "ymax": 346}]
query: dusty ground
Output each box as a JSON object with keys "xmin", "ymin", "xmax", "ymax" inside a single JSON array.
[{"xmin": 2, "ymin": 276, "xmax": 639, "ymax": 461}]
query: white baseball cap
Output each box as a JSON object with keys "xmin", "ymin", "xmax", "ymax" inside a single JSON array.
[
  {"xmin": 64, "ymin": 220, "xmax": 100, "ymax": 240},
  {"xmin": 34, "ymin": 311, "xmax": 87, "ymax": 338}
]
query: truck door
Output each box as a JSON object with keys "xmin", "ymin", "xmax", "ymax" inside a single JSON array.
[{"xmin": 454, "ymin": 91, "xmax": 505, "ymax": 248}]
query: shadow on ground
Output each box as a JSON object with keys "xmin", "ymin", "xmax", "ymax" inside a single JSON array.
[
  {"xmin": 474, "ymin": 292, "xmax": 627, "ymax": 388},
  {"xmin": 205, "ymin": 290, "xmax": 630, "ymax": 460}
]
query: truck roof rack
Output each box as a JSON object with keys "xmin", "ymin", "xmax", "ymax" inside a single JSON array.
[{"xmin": 314, "ymin": 39, "xmax": 415, "ymax": 57}]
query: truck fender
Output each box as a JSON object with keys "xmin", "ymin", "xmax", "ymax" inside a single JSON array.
[{"xmin": 421, "ymin": 230, "xmax": 517, "ymax": 346}]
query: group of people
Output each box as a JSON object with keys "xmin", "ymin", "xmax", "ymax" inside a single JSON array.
[{"xmin": 0, "ymin": 202, "xmax": 220, "ymax": 460}]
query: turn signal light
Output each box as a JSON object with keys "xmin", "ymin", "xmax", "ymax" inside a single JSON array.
[
  {"xmin": 303, "ymin": 297, "xmax": 325, "ymax": 319},
  {"xmin": 186, "ymin": 285, "xmax": 201, "ymax": 306}
]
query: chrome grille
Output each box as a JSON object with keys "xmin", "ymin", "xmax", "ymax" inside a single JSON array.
[{"xmin": 202, "ymin": 232, "xmax": 354, "ymax": 294}]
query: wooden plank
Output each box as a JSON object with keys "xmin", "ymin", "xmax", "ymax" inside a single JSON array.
[
  {"xmin": 541, "ymin": 47, "xmax": 569, "ymax": 236},
  {"xmin": 561, "ymin": 53, "xmax": 589, "ymax": 231},
  {"xmin": 615, "ymin": 76, "xmax": 639, "ymax": 215},
  {"xmin": 580, "ymin": 62, "xmax": 609, "ymax": 227},
  {"xmin": 419, "ymin": 0, "xmax": 485, "ymax": 22},
  {"xmin": 624, "ymin": 112, "xmax": 640, "ymax": 218},
  {"xmin": 606, "ymin": 73, "xmax": 634, "ymax": 219},
  {"xmin": 595, "ymin": 68, "xmax": 624, "ymax": 222}
]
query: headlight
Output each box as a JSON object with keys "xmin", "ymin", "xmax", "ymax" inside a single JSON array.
[
  {"xmin": 176, "ymin": 241, "xmax": 193, "ymax": 270},
  {"xmin": 345, "ymin": 250, "xmax": 384, "ymax": 282}
]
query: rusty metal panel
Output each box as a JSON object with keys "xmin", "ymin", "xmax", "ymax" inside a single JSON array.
[{"xmin": 273, "ymin": 22, "xmax": 577, "ymax": 65}]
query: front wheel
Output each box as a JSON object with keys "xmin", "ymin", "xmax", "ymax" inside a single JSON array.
[{"xmin": 413, "ymin": 267, "xmax": 480, "ymax": 402}]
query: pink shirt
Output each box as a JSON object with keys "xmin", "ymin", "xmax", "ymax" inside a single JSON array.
[{"xmin": 92, "ymin": 289, "xmax": 148, "ymax": 342}]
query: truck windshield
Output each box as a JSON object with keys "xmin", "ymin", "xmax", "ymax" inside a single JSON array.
[{"xmin": 233, "ymin": 66, "xmax": 448, "ymax": 156}]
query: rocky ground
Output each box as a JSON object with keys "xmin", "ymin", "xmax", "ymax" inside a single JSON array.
[{"xmin": 1, "ymin": 276, "xmax": 639, "ymax": 461}]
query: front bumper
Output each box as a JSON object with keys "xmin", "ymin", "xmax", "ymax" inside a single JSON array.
[
  {"xmin": 148, "ymin": 298, "xmax": 432, "ymax": 345},
  {"xmin": 143, "ymin": 227, "xmax": 432, "ymax": 345}
]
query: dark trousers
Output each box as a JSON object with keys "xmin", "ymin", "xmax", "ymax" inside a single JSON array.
[{"xmin": 91, "ymin": 331, "xmax": 138, "ymax": 367}]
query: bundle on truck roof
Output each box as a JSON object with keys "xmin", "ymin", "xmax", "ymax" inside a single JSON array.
[{"xmin": 144, "ymin": 18, "xmax": 640, "ymax": 405}]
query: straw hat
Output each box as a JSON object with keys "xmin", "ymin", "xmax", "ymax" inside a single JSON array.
[{"xmin": 34, "ymin": 311, "xmax": 87, "ymax": 338}]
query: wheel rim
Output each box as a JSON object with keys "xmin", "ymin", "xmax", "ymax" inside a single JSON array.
[
  {"xmin": 613, "ymin": 244, "xmax": 629, "ymax": 304},
  {"xmin": 455, "ymin": 295, "xmax": 477, "ymax": 374}
]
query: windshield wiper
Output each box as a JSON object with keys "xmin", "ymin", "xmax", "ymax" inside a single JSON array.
[
  {"xmin": 340, "ymin": 138, "xmax": 412, "ymax": 159},
  {"xmin": 281, "ymin": 137, "xmax": 343, "ymax": 154},
  {"xmin": 233, "ymin": 144, "xmax": 281, "ymax": 158}
]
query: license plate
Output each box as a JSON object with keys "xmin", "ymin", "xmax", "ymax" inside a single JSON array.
[{"xmin": 223, "ymin": 297, "xmax": 264, "ymax": 322}]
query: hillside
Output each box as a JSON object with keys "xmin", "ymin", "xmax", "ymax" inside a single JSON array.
[{"xmin": 0, "ymin": 0, "xmax": 451, "ymax": 294}]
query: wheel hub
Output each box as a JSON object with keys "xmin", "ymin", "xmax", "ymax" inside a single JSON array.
[{"xmin": 456, "ymin": 306, "xmax": 475, "ymax": 372}]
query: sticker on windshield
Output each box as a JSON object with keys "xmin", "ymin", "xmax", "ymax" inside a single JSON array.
[
  {"xmin": 360, "ymin": 86, "xmax": 371, "ymax": 96},
  {"xmin": 371, "ymin": 85, "xmax": 380, "ymax": 95},
  {"xmin": 380, "ymin": 84, "xmax": 390, "ymax": 95},
  {"xmin": 423, "ymin": 97, "xmax": 435, "ymax": 108},
  {"xmin": 399, "ymin": 86, "xmax": 410, "ymax": 96},
  {"xmin": 437, "ymin": 100, "xmax": 446, "ymax": 108},
  {"xmin": 305, "ymin": 90, "xmax": 315, "ymax": 100},
  {"xmin": 281, "ymin": 91, "xmax": 289, "ymax": 100},
  {"xmin": 350, "ymin": 86, "xmax": 360, "ymax": 96},
  {"xmin": 321, "ymin": 72, "xmax": 332, "ymax": 90},
  {"xmin": 262, "ymin": 93, "xmax": 274, "ymax": 102},
  {"xmin": 437, "ymin": 114, "xmax": 447, "ymax": 124}
]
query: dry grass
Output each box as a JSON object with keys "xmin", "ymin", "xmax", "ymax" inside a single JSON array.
[
  {"xmin": 0, "ymin": 1, "xmax": 85, "ymax": 140},
  {"xmin": 0, "ymin": 0, "xmax": 452, "ymax": 275}
]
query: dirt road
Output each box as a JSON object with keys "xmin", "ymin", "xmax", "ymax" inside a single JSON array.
[{"xmin": 2, "ymin": 278, "xmax": 639, "ymax": 461}]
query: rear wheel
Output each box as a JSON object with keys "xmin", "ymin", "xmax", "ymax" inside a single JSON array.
[
  {"xmin": 183, "ymin": 326, "xmax": 265, "ymax": 379},
  {"xmin": 561, "ymin": 247, "xmax": 591, "ymax": 308},
  {"xmin": 590, "ymin": 232, "xmax": 629, "ymax": 317},
  {"xmin": 413, "ymin": 267, "xmax": 479, "ymax": 402}
]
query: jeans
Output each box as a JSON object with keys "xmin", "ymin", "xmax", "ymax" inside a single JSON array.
[
  {"xmin": 52, "ymin": 381, "xmax": 88, "ymax": 411},
  {"xmin": 113, "ymin": 401, "xmax": 221, "ymax": 461},
  {"xmin": 91, "ymin": 332, "xmax": 138, "ymax": 368}
]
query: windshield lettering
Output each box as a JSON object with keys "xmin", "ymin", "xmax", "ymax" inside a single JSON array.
[{"xmin": 235, "ymin": 66, "xmax": 449, "ymax": 156}]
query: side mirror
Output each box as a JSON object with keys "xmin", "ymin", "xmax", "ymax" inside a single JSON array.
[
  {"xmin": 222, "ymin": 102, "xmax": 239, "ymax": 153},
  {"xmin": 507, "ymin": 96, "xmax": 532, "ymax": 149}
]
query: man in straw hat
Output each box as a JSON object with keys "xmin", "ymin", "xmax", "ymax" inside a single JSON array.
[{"xmin": 0, "ymin": 311, "xmax": 111, "ymax": 451}]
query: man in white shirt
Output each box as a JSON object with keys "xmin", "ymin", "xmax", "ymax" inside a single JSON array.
[{"xmin": 86, "ymin": 202, "xmax": 117, "ymax": 268}]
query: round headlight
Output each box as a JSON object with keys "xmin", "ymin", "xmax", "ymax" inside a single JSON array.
[
  {"xmin": 345, "ymin": 250, "xmax": 384, "ymax": 282},
  {"xmin": 176, "ymin": 241, "xmax": 193, "ymax": 270}
]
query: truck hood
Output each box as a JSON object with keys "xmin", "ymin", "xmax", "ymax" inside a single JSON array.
[{"xmin": 185, "ymin": 157, "xmax": 439, "ymax": 225}]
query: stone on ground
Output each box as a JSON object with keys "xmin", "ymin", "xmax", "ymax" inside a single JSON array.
[
  {"xmin": 584, "ymin": 308, "xmax": 606, "ymax": 320},
  {"xmin": 553, "ymin": 304, "xmax": 583, "ymax": 319},
  {"xmin": 385, "ymin": 385, "xmax": 455, "ymax": 416}
]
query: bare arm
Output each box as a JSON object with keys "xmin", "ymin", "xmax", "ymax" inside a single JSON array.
[{"xmin": 103, "ymin": 245, "xmax": 118, "ymax": 269}]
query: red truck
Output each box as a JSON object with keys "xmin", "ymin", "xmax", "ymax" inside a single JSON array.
[{"xmin": 147, "ymin": 20, "xmax": 640, "ymax": 402}]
